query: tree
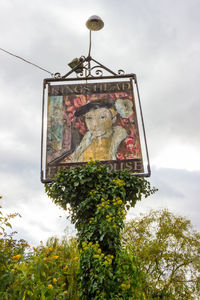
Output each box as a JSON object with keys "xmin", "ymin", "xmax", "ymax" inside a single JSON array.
[{"xmin": 122, "ymin": 209, "xmax": 200, "ymax": 299}]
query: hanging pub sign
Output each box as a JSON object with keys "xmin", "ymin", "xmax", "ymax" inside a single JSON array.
[
  {"xmin": 41, "ymin": 74, "xmax": 150, "ymax": 182},
  {"xmin": 40, "ymin": 16, "xmax": 150, "ymax": 183}
]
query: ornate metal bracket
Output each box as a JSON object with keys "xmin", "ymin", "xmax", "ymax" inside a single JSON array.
[{"xmin": 53, "ymin": 55, "xmax": 126, "ymax": 80}]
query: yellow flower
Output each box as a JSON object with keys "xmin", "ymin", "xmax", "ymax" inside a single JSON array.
[
  {"xmin": 48, "ymin": 284, "xmax": 53, "ymax": 289},
  {"xmin": 73, "ymin": 256, "xmax": 79, "ymax": 261},
  {"xmin": 53, "ymin": 278, "xmax": 57, "ymax": 283},
  {"xmin": 113, "ymin": 179, "xmax": 125, "ymax": 186},
  {"xmin": 13, "ymin": 254, "xmax": 21, "ymax": 260},
  {"xmin": 64, "ymin": 291, "xmax": 67, "ymax": 294},
  {"xmin": 93, "ymin": 254, "xmax": 100, "ymax": 259},
  {"xmin": 10, "ymin": 213, "xmax": 17, "ymax": 218},
  {"xmin": 82, "ymin": 241, "xmax": 87, "ymax": 247},
  {"xmin": 63, "ymin": 265, "xmax": 68, "ymax": 271},
  {"xmin": 43, "ymin": 257, "xmax": 48, "ymax": 261},
  {"xmin": 13, "ymin": 280, "xmax": 18, "ymax": 284},
  {"xmin": 89, "ymin": 217, "xmax": 94, "ymax": 224},
  {"xmin": 49, "ymin": 247, "xmax": 53, "ymax": 252},
  {"xmin": 88, "ymin": 158, "xmax": 96, "ymax": 165},
  {"xmin": 53, "ymin": 256, "xmax": 59, "ymax": 260}
]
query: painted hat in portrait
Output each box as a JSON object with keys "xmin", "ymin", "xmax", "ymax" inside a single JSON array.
[{"xmin": 74, "ymin": 98, "xmax": 115, "ymax": 117}]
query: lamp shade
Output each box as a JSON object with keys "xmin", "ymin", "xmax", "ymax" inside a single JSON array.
[{"xmin": 86, "ymin": 15, "xmax": 104, "ymax": 31}]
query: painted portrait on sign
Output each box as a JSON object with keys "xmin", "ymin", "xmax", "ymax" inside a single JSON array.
[{"xmin": 46, "ymin": 81, "xmax": 143, "ymax": 176}]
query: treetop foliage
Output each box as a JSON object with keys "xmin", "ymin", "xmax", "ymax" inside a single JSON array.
[{"xmin": 123, "ymin": 209, "xmax": 200, "ymax": 299}]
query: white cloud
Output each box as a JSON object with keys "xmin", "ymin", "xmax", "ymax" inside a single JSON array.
[{"xmin": 152, "ymin": 143, "xmax": 200, "ymax": 171}]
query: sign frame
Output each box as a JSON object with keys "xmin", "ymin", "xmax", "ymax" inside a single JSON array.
[{"xmin": 41, "ymin": 72, "xmax": 151, "ymax": 183}]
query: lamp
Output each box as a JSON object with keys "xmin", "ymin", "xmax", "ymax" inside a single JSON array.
[{"xmin": 86, "ymin": 15, "xmax": 104, "ymax": 31}]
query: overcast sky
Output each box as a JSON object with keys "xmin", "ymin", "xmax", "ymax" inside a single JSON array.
[{"xmin": 0, "ymin": 0, "xmax": 200, "ymax": 245}]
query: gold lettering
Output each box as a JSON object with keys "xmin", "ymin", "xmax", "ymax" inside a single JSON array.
[
  {"xmin": 112, "ymin": 162, "xmax": 118, "ymax": 171},
  {"xmin": 103, "ymin": 83, "xmax": 108, "ymax": 92},
  {"xmin": 83, "ymin": 86, "xmax": 90, "ymax": 93},
  {"xmin": 50, "ymin": 87, "xmax": 54, "ymax": 95},
  {"xmin": 115, "ymin": 83, "xmax": 121, "ymax": 91},
  {"xmin": 125, "ymin": 161, "xmax": 133, "ymax": 171},
  {"xmin": 106, "ymin": 163, "xmax": 113, "ymax": 171},
  {"xmin": 66, "ymin": 86, "xmax": 75, "ymax": 94},
  {"xmin": 122, "ymin": 82, "xmax": 131, "ymax": 91},
  {"xmin": 98, "ymin": 84, "xmax": 103, "ymax": 92},
  {"xmin": 74, "ymin": 86, "xmax": 82, "ymax": 93},
  {"xmin": 136, "ymin": 160, "xmax": 143, "ymax": 171},
  {"xmin": 93, "ymin": 84, "xmax": 97, "ymax": 92}
]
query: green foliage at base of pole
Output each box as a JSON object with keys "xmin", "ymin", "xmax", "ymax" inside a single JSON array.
[{"xmin": 45, "ymin": 161, "xmax": 157, "ymax": 299}]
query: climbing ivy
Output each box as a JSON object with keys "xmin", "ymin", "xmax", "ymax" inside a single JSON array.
[{"xmin": 45, "ymin": 161, "xmax": 156, "ymax": 299}]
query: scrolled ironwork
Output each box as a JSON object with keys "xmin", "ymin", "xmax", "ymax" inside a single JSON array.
[
  {"xmin": 76, "ymin": 64, "xmax": 113, "ymax": 78},
  {"xmin": 54, "ymin": 72, "xmax": 61, "ymax": 79},
  {"xmin": 90, "ymin": 66, "xmax": 104, "ymax": 77},
  {"xmin": 76, "ymin": 66, "xmax": 90, "ymax": 78},
  {"xmin": 118, "ymin": 69, "xmax": 125, "ymax": 75},
  {"xmin": 60, "ymin": 55, "xmax": 127, "ymax": 79}
]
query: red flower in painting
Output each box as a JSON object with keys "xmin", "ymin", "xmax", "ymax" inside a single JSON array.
[
  {"xmin": 74, "ymin": 120, "xmax": 86, "ymax": 136},
  {"xmin": 66, "ymin": 106, "xmax": 75, "ymax": 113},
  {"xmin": 118, "ymin": 118, "xmax": 130, "ymax": 127},
  {"xmin": 116, "ymin": 137, "xmax": 137, "ymax": 160},
  {"xmin": 74, "ymin": 97, "xmax": 83, "ymax": 108},
  {"xmin": 115, "ymin": 92, "xmax": 129, "ymax": 98},
  {"xmin": 68, "ymin": 112, "xmax": 74, "ymax": 119},
  {"xmin": 125, "ymin": 138, "xmax": 135, "ymax": 152},
  {"xmin": 116, "ymin": 152, "xmax": 124, "ymax": 160},
  {"xmin": 127, "ymin": 127, "xmax": 137, "ymax": 138}
]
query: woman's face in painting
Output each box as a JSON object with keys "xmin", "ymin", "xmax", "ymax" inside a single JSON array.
[{"xmin": 85, "ymin": 107, "xmax": 113, "ymax": 138}]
